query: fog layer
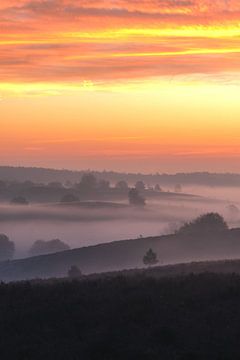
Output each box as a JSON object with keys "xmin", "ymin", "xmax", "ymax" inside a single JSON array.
[{"xmin": 0, "ymin": 189, "xmax": 237, "ymax": 258}]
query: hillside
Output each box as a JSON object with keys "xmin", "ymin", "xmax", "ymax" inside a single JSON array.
[
  {"xmin": 91, "ymin": 258, "xmax": 240, "ymax": 281},
  {"xmin": 2, "ymin": 272, "xmax": 240, "ymax": 359},
  {"xmin": 2, "ymin": 228, "xmax": 240, "ymax": 281}
]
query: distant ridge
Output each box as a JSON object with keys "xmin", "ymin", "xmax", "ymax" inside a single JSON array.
[{"xmin": 1, "ymin": 166, "xmax": 240, "ymax": 186}]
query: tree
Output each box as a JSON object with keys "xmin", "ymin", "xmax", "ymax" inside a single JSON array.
[
  {"xmin": 11, "ymin": 196, "xmax": 29, "ymax": 205},
  {"xmin": 135, "ymin": 181, "xmax": 145, "ymax": 192},
  {"xmin": 60, "ymin": 193, "xmax": 79, "ymax": 203},
  {"xmin": 77, "ymin": 173, "xmax": 97, "ymax": 193},
  {"xmin": 177, "ymin": 213, "xmax": 228, "ymax": 235},
  {"xmin": 68, "ymin": 265, "xmax": 82, "ymax": 279},
  {"xmin": 29, "ymin": 239, "xmax": 70, "ymax": 256},
  {"xmin": 98, "ymin": 179, "xmax": 110, "ymax": 191},
  {"xmin": 143, "ymin": 248, "xmax": 158, "ymax": 266},
  {"xmin": 115, "ymin": 180, "xmax": 128, "ymax": 191},
  {"xmin": 0, "ymin": 234, "xmax": 15, "ymax": 261},
  {"xmin": 128, "ymin": 188, "xmax": 146, "ymax": 207}
]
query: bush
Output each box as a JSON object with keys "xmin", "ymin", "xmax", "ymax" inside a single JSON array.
[
  {"xmin": 29, "ymin": 239, "xmax": 70, "ymax": 256},
  {"xmin": 177, "ymin": 213, "xmax": 228, "ymax": 235}
]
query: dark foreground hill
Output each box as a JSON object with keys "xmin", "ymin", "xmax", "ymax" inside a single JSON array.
[
  {"xmin": 2, "ymin": 272, "xmax": 240, "ymax": 359},
  {"xmin": 2, "ymin": 228, "xmax": 240, "ymax": 281}
]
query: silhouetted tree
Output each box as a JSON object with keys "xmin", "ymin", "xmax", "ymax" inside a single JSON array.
[
  {"xmin": 135, "ymin": 181, "xmax": 145, "ymax": 192},
  {"xmin": 68, "ymin": 265, "xmax": 82, "ymax": 279},
  {"xmin": 98, "ymin": 179, "xmax": 110, "ymax": 191},
  {"xmin": 128, "ymin": 188, "xmax": 146, "ymax": 206},
  {"xmin": 76, "ymin": 173, "xmax": 97, "ymax": 193},
  {"xmin": 143, "ymin": 248, "xmax": 158, "ymax": 266},
  {"xmin": 177, "ymin": 213, "xmax": 228, "ymax": 235},
  {"xmin": 61, "ymin": 193, "xmax": 79, "ymax": 203},
  {"xmin": 11, "ymin": 196, "xmax": 29, "ymax": 205},
  {"xmin": 0, "ymin": 234, "xmax": 15, "ymax": 261},
  {"xmin": 29, "ymin": 239, "xmax": 70, "ymax": 256},
  {"xmin": 115, "ymin": 180, "xmax": 128, "ymax": 191}
]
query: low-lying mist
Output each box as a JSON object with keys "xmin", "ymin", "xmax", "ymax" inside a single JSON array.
[{"xmin": 0, "ymin": 189, "xmax": 238, "ymax": 259}]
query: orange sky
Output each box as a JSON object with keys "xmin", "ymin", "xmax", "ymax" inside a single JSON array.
[{"xmin": 1, "ymin": 0, "xmax": 240, "ymax": 173}]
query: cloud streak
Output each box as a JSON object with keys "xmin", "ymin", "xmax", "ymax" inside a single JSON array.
[{"xmin": 0, "ymin": 0, "xmax": 240, "ymax": 95}]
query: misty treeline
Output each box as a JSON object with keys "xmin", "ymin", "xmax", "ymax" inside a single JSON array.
[
  {"xmin": 0, "ymin": 212, "xmax": 230, "ymax": 263},
  {"xmin": 2, "ymin": 166, "xmax": 240, "ymax": 187},
  {"xmin": 0, "ymin": 235, "xmax": 70, "ymax": 261},
  {"xmin": 1, "ymin": 273, "xmax": 240, "ymax": 359},
  {"xmin": 0, "ymin": 173, "xmax": 164, "ymax": 205}
]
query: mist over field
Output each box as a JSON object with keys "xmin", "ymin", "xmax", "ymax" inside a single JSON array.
[
  {"xmin": 0, "ymin": 187, "xmax": 238, "ymax": 259},
  {"xmin": 182, "ymin": 185, "xmax": 240, "ymax": 203}
]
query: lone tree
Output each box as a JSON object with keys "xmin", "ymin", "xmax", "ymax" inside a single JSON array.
[
  {"xmin": 143, "ymin": 248, "xmax": 158, "ymax": 267},
  {"xmin": 128, "ymin": 188, "xmax": 146, "ymax": 207},
  {"xmin": 0, "ymin": 234, "xmax": 15, "ymax": 261},
  {"xmin": 177, "ymin": 213, "xmax": 228, "ymax": 235},
  {"xmin": 68, "ymin": 265, "xmax": 82, "ymax": 279}
]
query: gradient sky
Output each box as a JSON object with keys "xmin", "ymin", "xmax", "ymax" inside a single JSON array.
[{"xmin": 1, "ymin": 0, "xmax": 240, "ymax": 173}]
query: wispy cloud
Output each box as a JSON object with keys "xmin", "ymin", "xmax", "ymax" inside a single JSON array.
[{"xmin": 0, "ymin": 0, "xmax": 240, "ymax": 95}]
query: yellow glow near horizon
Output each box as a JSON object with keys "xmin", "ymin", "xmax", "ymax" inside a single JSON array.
[{"xmin": 1, "ymin": 1, "xmax": 240, "ymax": 171}]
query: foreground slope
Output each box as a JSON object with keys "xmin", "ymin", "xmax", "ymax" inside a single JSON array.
[
  {"xmin": 2, "ymin": 228, "xmax": 240, "ymax": 281},
  {"xmin": 1, "ymin": 272, "xmax": 240, "ymax": 359}
]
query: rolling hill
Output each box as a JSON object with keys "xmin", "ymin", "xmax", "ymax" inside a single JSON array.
[{"xmin": 2, "ymin": 228, "xmax": 240, "ymax": 281}]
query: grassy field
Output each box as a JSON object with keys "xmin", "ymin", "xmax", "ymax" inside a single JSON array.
[{"xmin": 1, "ymin": 271, "xmax": 240, "ymax": 359}]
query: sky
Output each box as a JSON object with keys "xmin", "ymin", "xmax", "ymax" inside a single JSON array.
[{"xmin": 1, "ymin": 0, "xmax": 240, "ymax": 173}]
